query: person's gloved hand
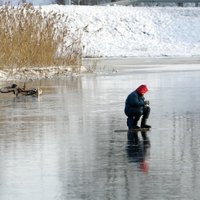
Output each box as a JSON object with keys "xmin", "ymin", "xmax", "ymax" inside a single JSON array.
[{"xmin": 144, "ymin": 100, "xmax": 150, "ymax": 106}]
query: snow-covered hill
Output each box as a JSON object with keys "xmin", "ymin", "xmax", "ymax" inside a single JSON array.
[{"xmin": 41, "ymin": 5, "xmax": 200, "ymax": 57}]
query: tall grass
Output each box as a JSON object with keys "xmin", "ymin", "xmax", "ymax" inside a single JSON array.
[{"xmin": 0, "ymin": 4, "xmax": 82, "ymax": 71}]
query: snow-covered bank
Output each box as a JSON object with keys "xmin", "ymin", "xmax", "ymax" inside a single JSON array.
[
  {"xmin": 42, "ymin": 5, "xmax": 200, "ymax": 57},
  {"xmin": 0, "ymin": 66, "xmax": 77, "ymax": 81}
]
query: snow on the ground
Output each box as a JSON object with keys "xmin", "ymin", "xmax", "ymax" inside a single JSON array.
[{"xmin": 41, "ymin": 5, "xmax": 200, "ymax": 57}]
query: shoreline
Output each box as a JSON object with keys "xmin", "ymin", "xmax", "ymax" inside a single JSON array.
[
  {"xmin": 1, "ymin": 56, "xmax": 200, "ymax": 82},
  {"xmin": 83, "ymin": 56, "xmax": 200, "ymax": 65},
  {"xmin": 0, "ymin": 66, "xmax": 77, "ymax": 82}
]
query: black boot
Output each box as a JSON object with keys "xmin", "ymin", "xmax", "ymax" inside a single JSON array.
[{"xmin": 141, "ymin": 118, "xmax": 151, "ymax": 129}]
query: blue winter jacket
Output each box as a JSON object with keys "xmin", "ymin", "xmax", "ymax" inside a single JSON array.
[{"xmin": 124, "ymin": 90, "xmax": 145, "ymax": 116}]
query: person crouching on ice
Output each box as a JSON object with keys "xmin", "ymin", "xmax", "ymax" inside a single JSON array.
[{"xmin": 124, "ymin": 84, "xmax": 151, "ymax": 130}]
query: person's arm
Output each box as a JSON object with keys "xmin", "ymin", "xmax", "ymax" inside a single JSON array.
[{"xmin": 127, "ymin": 93, "xmax": 145, "ymax": 107}]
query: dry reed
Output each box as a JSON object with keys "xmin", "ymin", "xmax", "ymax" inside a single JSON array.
[{"xmin": 0, "ymin": 4, "xmax": 82, "ymax": 71}]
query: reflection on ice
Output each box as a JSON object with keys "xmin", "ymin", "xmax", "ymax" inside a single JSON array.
[
  {"xmin": 1, "ymin": 60, "xmax": 200, "ymax": 199},
  {"xmin": 126, "ymin": 131, "xmax": 151, "ymax": 173}
]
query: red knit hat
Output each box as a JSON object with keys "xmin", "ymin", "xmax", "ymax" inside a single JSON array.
[{"xmin": 136, "ymin": 84, "xmax": 149, "ymax": 95}]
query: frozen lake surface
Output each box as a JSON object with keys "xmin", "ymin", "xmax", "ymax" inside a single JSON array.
[{"xmin": 1, "ymin": 58, "xmax": 200, "ymax": 200}]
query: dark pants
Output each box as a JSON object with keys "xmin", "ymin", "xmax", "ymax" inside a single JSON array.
[{"xmin": 126, "ymin": 106, "xmax": 150, "ymax": 129}]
